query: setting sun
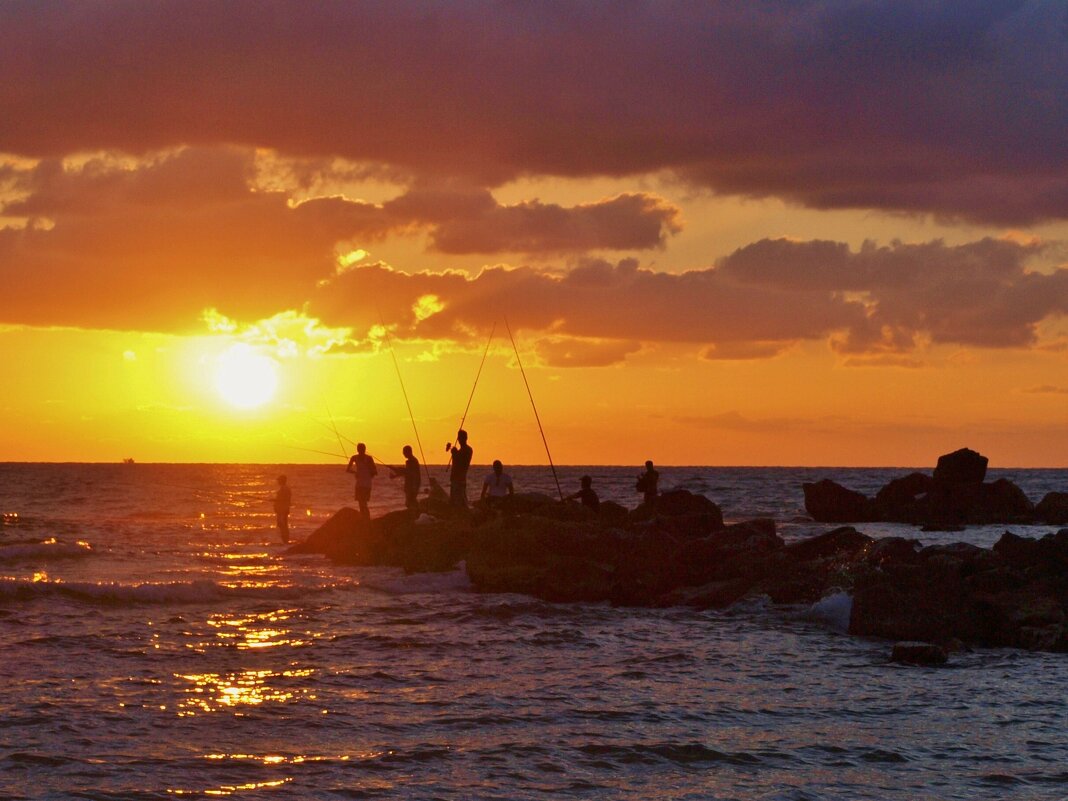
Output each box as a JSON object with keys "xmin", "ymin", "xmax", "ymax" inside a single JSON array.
[{"xmin": 214, "ymin": 344, "xmax": 279, "ymax": 409}]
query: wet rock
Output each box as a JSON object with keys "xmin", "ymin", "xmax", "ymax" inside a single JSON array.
[
  {"xmin": 891, "ymin": 641, "xmax": 948, "ymax": 665},
  {"xmin": 802, "ymin": 479, "xmax": 873, "ymax": 523},
  {"xmin": 858, "ymin": 537, "xmax": 922, "ymax": 566},
  {"xmin": 785, "ymin": 526, "xmax": 872, "ymax": 561},
  {"xmin": 933, "ymin": 447, "xmax": 988, "ymax": 485},
  {"xmin": 656, "ymin": 577, "xmax": 754, "ymax": 609}
]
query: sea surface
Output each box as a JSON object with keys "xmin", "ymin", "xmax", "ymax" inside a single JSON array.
[{"xmin": 1, "ymin": 463, "xmax": 1067, "ymax": 801}]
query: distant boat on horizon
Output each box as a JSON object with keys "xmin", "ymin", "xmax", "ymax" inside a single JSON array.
[{"xmin": 122, "ymin": 458, "xmax": 135, "ymax": 465}]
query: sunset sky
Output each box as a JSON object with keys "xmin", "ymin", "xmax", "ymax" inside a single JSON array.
[{"xmin": 2, "ymin": 1, "xmax": 1066, "ymax": 466}]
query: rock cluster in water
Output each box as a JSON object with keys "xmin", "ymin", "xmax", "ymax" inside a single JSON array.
[
  {"xmin": 803, "ymin": 447, "xmax": 1068, "ymax": 528},
  {"xmin": 289, "ymin": 484, "xmax": 1068, "ymax": 654}
]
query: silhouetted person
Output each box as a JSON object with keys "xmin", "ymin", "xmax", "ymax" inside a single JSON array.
[
  {"xmin": 446, "ymin": 429, "xmax": 473, "ymax": 508},
  {"xmin": 346, "ymin": 442, "xmax": 377, "ymax": 521},
  {"xmin": 480, "ymin": 459, "xmax": 514, "ymax": 507},
  {"xmin": 389, "ymin": 445, "xmax": 421, "ymax": 516},
  {"xmin": 274, "ymin": 474, "xmax": 291, "ymax": 543},
  {"xmin": 636, "ymin": 460, "xmax": 659, "ymax": 506},
  {"xmin": 566, "ymin": 474, "xmax": 600, "ymax": 512}
]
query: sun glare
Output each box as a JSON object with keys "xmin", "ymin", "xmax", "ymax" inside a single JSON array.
[{"xmin": 214, "ymin": 344, "xmax": 279, "ymax": 409}]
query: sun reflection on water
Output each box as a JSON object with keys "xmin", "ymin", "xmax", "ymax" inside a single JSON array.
[
  {"xmin": 175, "ymin": 667, "xmax": 315, "ymax": 715},
  {"xmin": 186, "ymin": 608, "xmax": 315, "ymax": 650}
]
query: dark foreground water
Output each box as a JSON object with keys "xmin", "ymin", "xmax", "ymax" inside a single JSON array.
[{"xmin": 1, "ymin": 463, "xmax": 1067, "ymax": 800}]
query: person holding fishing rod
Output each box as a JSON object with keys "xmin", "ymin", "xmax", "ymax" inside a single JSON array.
[
  {"xmin": 446, "ymin": 430, "xmax": 473, "ymax": 508},
  {"xmin": 389, "ymin": 445, "xmax": 421, "ymax": 517},
  {"xmin": 346, "ymin": 442, "xmax": 377, "ymax": 522}
]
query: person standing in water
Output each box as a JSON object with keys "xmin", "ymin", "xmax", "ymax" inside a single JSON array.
[
  {"xmin": 274, "ymin": 474, "xmax": 292, "ymax": 543},
  {"xmin": 389, "ymin": 445, "xmax": 421, "ymax": 516},
  {"xmin": 636, "ymin": 460, "xmax": 659, "ymax": 507},
  {"xmin": 446, "ymin": 429, "xmax": 473, "ymax": 508},
  {"xmin": 346, "ymin": 442, "xmax": 377, "ymax": 521}
]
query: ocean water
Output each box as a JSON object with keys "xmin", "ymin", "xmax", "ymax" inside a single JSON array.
[{"xmin": 1, "ymin": 462, "xmax": 1067, "ymax": 801}]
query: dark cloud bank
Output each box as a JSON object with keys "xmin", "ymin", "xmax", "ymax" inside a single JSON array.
[{"xmin": 1, "ymin": 1, "xmax": 1066, "ymax": 223}]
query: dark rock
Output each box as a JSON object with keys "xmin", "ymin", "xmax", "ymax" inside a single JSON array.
[
  {"xmin": 803, "ymin": 480, "xmax": 873, "ymax": 523},
  {"xmin": 785, "ymin": 526, "xmax": 872, "ymax": 561},
  {"xmin": 873, "ymin": 472, "xmax": 933, "ymax": 522},
  {"xmin": 891, "ymin": 641, "xmax": 948, "ymax": 665},
  {"xmin": 978, "ymin": 479, "xmax": 1035, "ymax": 523},
  {"xmin": 598, "ymin": 500, "xmax": 629, "ymax": 527},
  {"xmin": 1036, "ymin": 492, "xmax": 1068, "ymax": 525},
  {"xmin": 629, "ymin": 489, "xmax": 724, "ymax": 533},
  {"xmin": 656, "ymin": 577, "xmax": 754, "ymax": 609},
  {"xmin": 933, "ymin": 447, "xmax": 988, "ymax": 485},
  {"xmin": 286, "ymin": 507, "xmax": 368, "ymax": 561},
  {"xmin": 857, "ymin": 537, "xmax": 922, "ymax": 566}
]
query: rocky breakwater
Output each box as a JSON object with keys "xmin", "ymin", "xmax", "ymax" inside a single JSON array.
[
  {"xmin": 290, "ymin": 487, "xmax": 1068, "ymax": 653},
  {"xmin": 803, "ymin": 447, "xmax": 1064, "ymax": 527}
]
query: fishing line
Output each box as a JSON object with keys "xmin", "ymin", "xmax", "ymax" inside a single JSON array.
[
  {"xmin": 324, "ymin": 401, "xmax": 350, "ymax": 460},
  {"xmin": 378, "ymin": 310, "xmax": 431, "ymax": 486},
  {"xmin": 460, "ymin": 322, "xmax": 495, "ymax": 433},
  {"xmin": 505, "ymin": 318, "xmax": 564, "ymax": 501},
  {"xmin": 444, "ymin": 323, "xmax": 496, "ymax": 477}
]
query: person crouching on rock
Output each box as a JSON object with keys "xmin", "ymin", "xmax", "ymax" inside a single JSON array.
[
  {"xmin": 566, "ymin": 474, "xmax": 600, "ymax": 513},
  {"xmin": 346, "ymin": 442, "xmax": 377, "ymax": 522},
  {"xmin": 636, "ymin": 460, "xmax": 659, "ymax": 508},
  {"xmin": 389, "ymin": 445, "xmax": 421, "ymax": 517},
  {"xmin": 481, "ymin": 459, "xmax": 514, "ymax": 510}
]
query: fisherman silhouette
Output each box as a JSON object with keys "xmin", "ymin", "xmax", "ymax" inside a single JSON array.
[
  {"xmin": 636, "ymin": 460, "xmax": 659, "ymax": 507},
  {"xmin": 389, "ymin": 445, "xmax": 421, "ymax": 516},
  {"xmin": 274, "ymin": 474, "xmax": 292, "ymax": 543},
  {"xmin": 446, "ymin": 429, "xmax": 473, "ymax": 508},
  {"xmin": 566, "ymin": 474, "xmax": 600, "ymax": 512},
  {"xmin": 346, "ymin": 442, "xmax": 377, "ymax": 521},
  {"xmin": 480, "ymin": 459, "xmax": 514, "ymax": 507}
]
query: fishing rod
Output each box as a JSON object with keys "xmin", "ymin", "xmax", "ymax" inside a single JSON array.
[
  {"xmin": 285, "ymin": 444, "xmax": 348, "ymax": 460},
  {"xmin": 331, "ymin": 431, "xmax": 392, "ymax": 468},
  {"xmin": 460, "ymin": 321, "xmax": 495, "ymax": 434},
  {"xmin": 505, "ymin": 318, "xmax": 564, "ymax": 502},
  {"xmin": 378, "ymin": 310, "xmax": 432, "ymax": 487},
  {"xmin": 443, "ymin": 323, "xmax": 496, "ymax": 477},
  {"xmin": 324, "ymin": 402, "xmax": 350, "ymax": 460}
]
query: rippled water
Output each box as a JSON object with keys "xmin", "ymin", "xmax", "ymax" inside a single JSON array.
[{"xmin": 1, "ymin": 463, "xmax": 1067, "ymax": 800}]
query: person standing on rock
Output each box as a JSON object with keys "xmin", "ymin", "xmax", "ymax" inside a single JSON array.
[
  {"xmin": 346, "ymin": 442, "xmax": 377, "ymax": 522},
  {"xmin": 446, "ymin": 429, "xmax": 473, "ymax": 508},
  {"xmin": 274, "ymin": 474, "xmax": 292, "ymax": 543},
  {"xmin": 636, "ymin": 460, "xmax": 659, "ymax": 507},
  {"xmin": 389, "ymin": 445, "xmax": 421, "ymax": 516},
  {"xmin": 480, "ymin": 459, "xmax": 514, "ymax": 508}
]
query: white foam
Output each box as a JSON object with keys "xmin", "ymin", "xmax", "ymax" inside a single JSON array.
[
  {"xmin": 0, "ymin": 538, "xmax": 93, "ymax": 563},
  {"xmin": 359, "ymin": 563, "xmax": 471, "ymax": 595},
  {"xmin": 802, "ymin": 591, "xmax": 853, "ymax": 633}
]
